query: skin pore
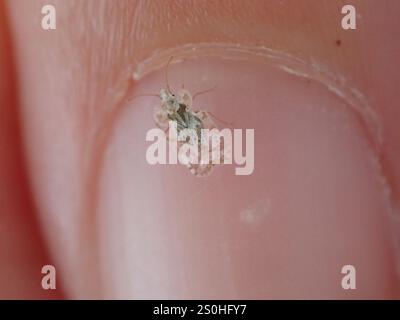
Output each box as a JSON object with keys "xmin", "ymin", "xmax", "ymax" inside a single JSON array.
[{"xmin": 1, "ymin": 0, "xmax": 400, "ymax": 298}]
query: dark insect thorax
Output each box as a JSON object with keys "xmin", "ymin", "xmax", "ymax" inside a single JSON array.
[
  {"xmin": 177, "ymin": 103, "xmax": 187, "ymax": 118},
  {"xmin": 168, "ymin": 104, "xmax": 204, "ymax": 146}
]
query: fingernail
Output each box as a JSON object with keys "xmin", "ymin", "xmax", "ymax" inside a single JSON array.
[{"xmin": 97, "ymin": 54, "xmax": 398, "ymax": 298}]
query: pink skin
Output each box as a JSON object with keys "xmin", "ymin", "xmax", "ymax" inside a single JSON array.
[{"xmin": 1, "ymin": 0, "xmax": 400, "ymax": 298}]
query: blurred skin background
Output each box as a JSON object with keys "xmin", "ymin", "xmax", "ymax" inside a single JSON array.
[{"xmin": 0, "ymin": 0, "xmax": 400, "ymax": 299}]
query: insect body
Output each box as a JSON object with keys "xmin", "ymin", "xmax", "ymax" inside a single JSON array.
[
  {"xmin": 132, "ymin": 57, "xmax": 229, "ymax": 176},
  {"xmin": 153, "ymin": 87, "xmax": 222, "ymax": 177}
]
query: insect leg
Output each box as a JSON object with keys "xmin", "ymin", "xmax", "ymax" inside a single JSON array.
[
  {"xmin": 127, "ymin": 93, "xmax": 160, "ymax": 102},
  {"xmin": 192, "ymin": 85, "xmax": 217, "ymax": 101},
  {"xmin": 204, "ymin": 111, "xmax": 234, "ymax": 127}
]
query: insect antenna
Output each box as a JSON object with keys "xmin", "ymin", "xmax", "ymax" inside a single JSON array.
[{"xmin": 165, "ymin": 56, "xmax": 174, "ymax": 94}]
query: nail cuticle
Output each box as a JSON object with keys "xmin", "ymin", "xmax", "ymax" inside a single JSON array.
[{"xmin": 132, "ymin": 42, "xmax": 382, "ymax": 152}]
